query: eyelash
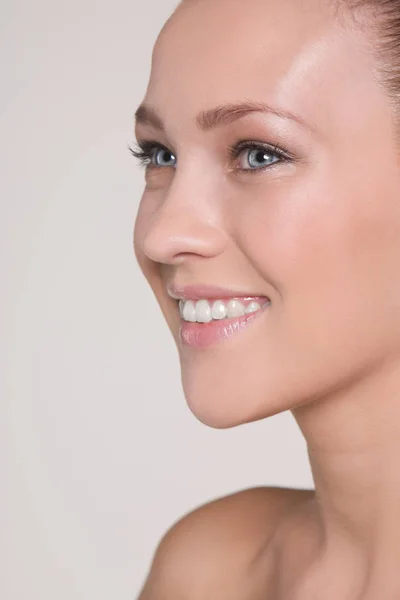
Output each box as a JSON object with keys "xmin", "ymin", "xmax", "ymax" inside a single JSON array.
[{"xmin": 129, "ymin": 139, "xmax": 294, "ymax": 173}]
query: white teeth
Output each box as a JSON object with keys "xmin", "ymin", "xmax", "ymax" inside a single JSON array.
[
  {"xmin": 179, "ymin": 298, "xmax": 268, "ymax": 323},
  {"xmin": 182, "ymin": 300, "xmax": 196, "ymax": 322},
  {"xmin": 245, "ymin": 301, "xmax": 261, "ymax": 314},
  {"xmin": 211, "ymin": 300, "xmax": 227, "ymax": 320},
  {"xmin": 226, "ymin": 299, "xmax": 246, "ymax": 318},
  {"xmin": 195, "ymin": 299, "xmax": 212, "ymax": 323}
]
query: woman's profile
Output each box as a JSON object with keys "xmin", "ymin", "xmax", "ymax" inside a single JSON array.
[{"xmin": 132, "ymin": 0, "xmax": 400, "ymax": 597}]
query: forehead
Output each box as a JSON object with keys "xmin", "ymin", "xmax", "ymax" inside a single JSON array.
[{"xmin": 144, "ymin": 0, "xmax": 380, "ymax": 136}]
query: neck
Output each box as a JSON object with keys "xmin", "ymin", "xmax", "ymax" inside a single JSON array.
[{"xmin": 292, "ymin": 356, "xmax": 400, "ymax": 593}]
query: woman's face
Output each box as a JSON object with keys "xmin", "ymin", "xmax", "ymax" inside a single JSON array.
[{"xmin": 133, "ymin": 0, "xmax": 400, "ymax": 428}]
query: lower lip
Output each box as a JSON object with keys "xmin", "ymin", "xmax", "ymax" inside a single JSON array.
[{"xmin": 179, "ymin": 303, "xmax": 270, "ymax": 348}]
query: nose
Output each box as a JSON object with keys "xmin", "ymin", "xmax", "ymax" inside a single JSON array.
[{"xmin": 140, "ymin": 187, "xmax": 227, "ymax": 265}]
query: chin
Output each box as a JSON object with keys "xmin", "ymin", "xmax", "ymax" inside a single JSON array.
[
  {"xmin": 173, "ymin": 302, "xmax": 382, "ymax": 429},
  {"xmin": 180, "ymin": 363, "xmax": 293, "ymax": 429}
]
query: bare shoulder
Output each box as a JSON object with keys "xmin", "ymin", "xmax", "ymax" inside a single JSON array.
[{"xmin": 137, "ymin": 486, "xmax": 315, "ymax": 599}]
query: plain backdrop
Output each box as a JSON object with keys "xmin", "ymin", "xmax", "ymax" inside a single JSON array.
[{"xmin": 1, "ymin": 1, "xmax": 314, "ymax": 598}]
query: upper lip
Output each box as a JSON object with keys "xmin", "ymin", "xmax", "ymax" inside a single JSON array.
[{"xmin": 167, "ymin": 283, "xmax": 269, "ymax": 301}]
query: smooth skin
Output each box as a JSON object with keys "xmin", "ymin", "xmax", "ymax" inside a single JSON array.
[{"xmin": 133, "ymin": 0, "xmax": 400, "ymax": 597}]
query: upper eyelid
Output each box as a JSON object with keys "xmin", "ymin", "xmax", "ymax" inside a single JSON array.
[
  {"xmin": 133, "ymin": 140, "xmax": 176, "ymax": 158},
  {"xmin": 132, "ymin": 139, "xmax": 292, "ymax": 160},
  {"xmin": 228, "ymin": 140, "xmax": 293, "ymax": 160},
  {"xmin": 135, "ymin": 139, "xmax": 172, "ymax": 150}
]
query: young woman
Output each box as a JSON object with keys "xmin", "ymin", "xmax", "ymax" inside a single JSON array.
[{"xmin": 132, "ymin": 0, "xmax": 400, "ymax": 597}]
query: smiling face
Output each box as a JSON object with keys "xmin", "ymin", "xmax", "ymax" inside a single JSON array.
[{"xmin": 133, "ymin": 0, "xmax": 400, "ymax": 428}]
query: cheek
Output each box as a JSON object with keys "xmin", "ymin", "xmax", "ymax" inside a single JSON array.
[
  {"xmin": 234, "ymin": 170, "xmax": 389, "ymax": 289},
  {"xmin": 231, "ymin": 181, "xmax": 341, "ymax": 294},
  {"xmin": 179, "ymin": 201, "xmax": 400, "ymax": 430},
  {"xmin": 234, "ymin": 178, "xmax": 400, "ymax": 358}
]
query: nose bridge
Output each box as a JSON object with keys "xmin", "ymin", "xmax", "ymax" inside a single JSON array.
[{"xmin": 141, "ymin": 172, "xmax": 227, "ymax": 264}]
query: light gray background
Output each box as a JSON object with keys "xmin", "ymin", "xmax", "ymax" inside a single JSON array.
[{"xmin": 1, "ymin": 1, "xmax": 313, "ymax": 598}]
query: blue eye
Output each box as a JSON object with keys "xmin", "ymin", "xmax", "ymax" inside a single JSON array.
[
  {"xmin": 229, "ymin": 141, "xmax": 290, "ymax": 172},
  {"xmin": 153, "ymin": 147, "xmax": 176, "ymax": 167},
  {"xmin": 130, "ymin": 139, "xmax": 292, "ymax": 173},
  {"xmin": 243, "ymin": 147, "xmax": 280, "ymax": 170},
  {"xmin": 129, "ymin": 141, "xmax": 177, "ymax": 169}
]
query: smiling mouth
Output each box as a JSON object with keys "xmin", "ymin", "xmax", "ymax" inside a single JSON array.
[
  {"xmin": 178, "ymin": 296, "xmax": 270, "ymax": 323},
  {"xmin": 177, "ymin": 297, "xmax": 271, "ymax": 348}
]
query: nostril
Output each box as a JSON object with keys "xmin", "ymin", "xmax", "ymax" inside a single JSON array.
[{"xmin": 142, "ymin": 220, "xmax": 227, "ymax": 265}]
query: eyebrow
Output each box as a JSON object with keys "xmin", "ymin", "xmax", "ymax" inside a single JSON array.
[{"xmin": 134, "ymin": 100, "xmax": 316, "ymax": 134}]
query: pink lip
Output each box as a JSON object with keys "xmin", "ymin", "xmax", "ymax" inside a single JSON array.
[
  {"xmin": 168, "ymin": 283, "xmax": 270, "ymax": 301},
  {"xmin": 179, "ymin": 301, "xmax": 270, "ymax": 348}
]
